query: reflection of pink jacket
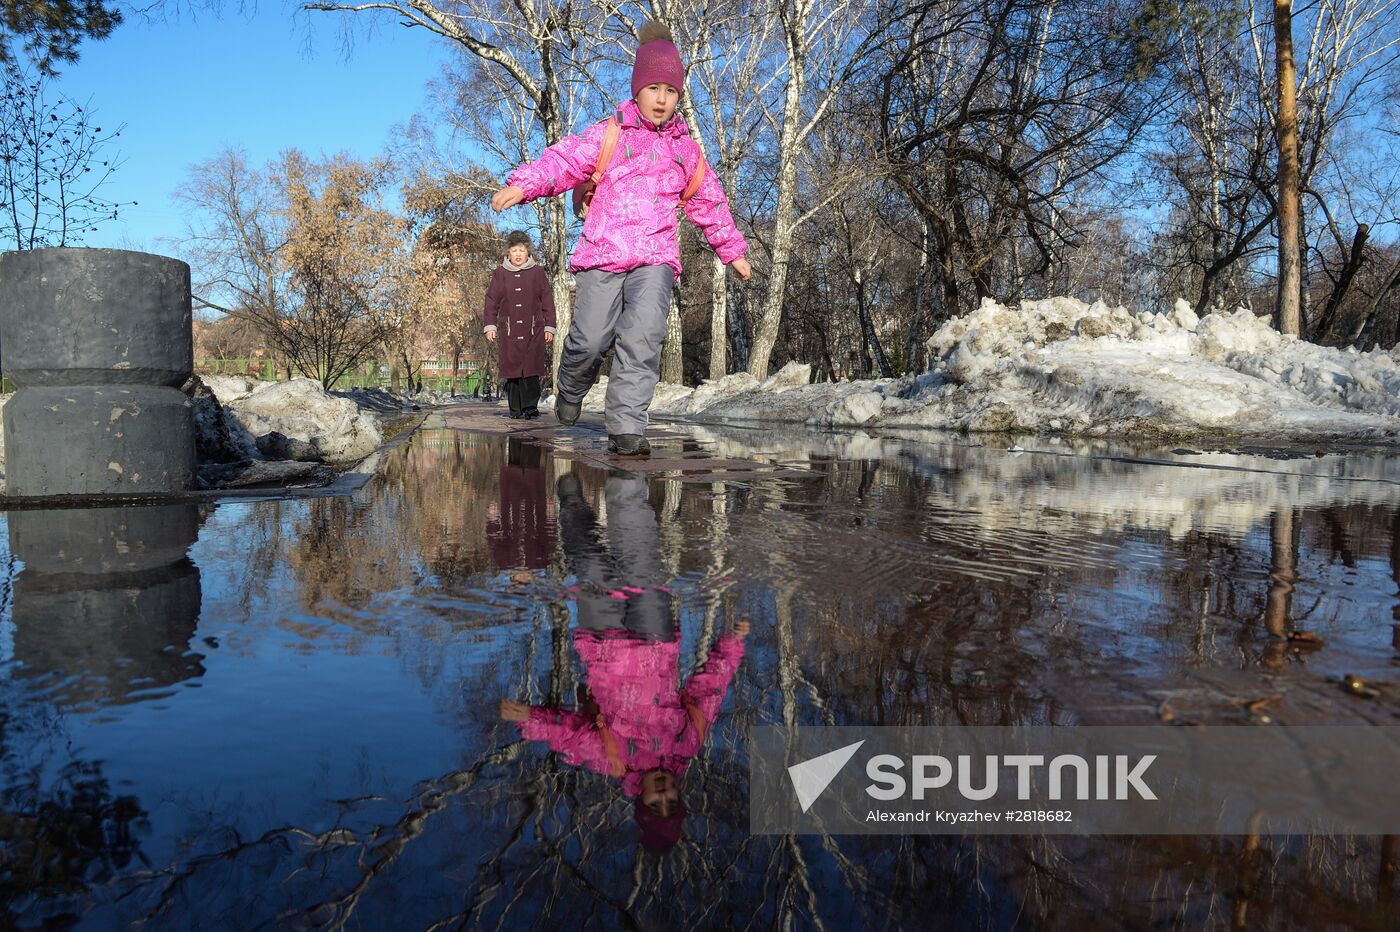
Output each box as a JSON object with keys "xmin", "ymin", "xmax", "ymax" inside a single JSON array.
[
  {"xmin": 519, "ymin": 632, "xmax": 745, "ymax": 796},
  {"xmin": 505, "ymin": 100, "xmax": 747, "ymax": 278}
]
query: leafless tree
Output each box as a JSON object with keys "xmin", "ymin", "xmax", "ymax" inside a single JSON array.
[
  {"xmin": 876, "ymin": 0, "xmax": 1162, "ymax": 330},
  {"xmin": 1147, "ymin": 0, "xmax": 1400, "ymax": 326},
  {"xmin": 1274, "ymin": 0, "xmax": 1302, "ymax": 335},
  {"xmin": 0, "ymin": 62, "xmax": 131, "ymax": 249},
  {"xmin": 176, "ymin": 147, "xmax": 286, "ymax": 329},
  {"xmin": 743, "ymin": 0, "xmax": 884, "ymax": 379},
  {"xmin": 304, "ymin": 0, "xmax": 616, "ymax": 380},
  {"xmin": 177, "ymin": 148, "xmax": 408, "ymax": 389},
  {"xmin": 1145, "ymin": 3, "xmax": 1273, "ymax": 314}
]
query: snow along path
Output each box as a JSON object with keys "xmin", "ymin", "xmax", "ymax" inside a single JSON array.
[{"xmin": 546, "ymin": 297, "xmax": 1400, "ymax": 444}]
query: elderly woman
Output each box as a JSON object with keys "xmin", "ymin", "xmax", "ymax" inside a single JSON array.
[{"xmin": 484, "ymin": 230, "xmax": 556, "ymax": 419}]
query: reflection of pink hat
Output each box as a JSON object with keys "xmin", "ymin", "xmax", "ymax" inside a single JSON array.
[
  {"xmin": 635, "ymin": 796, "xmax": 686, "ymax": 850},
  {"xmin": 632, "ymin": 21, "xmax": 685, "ymax": 99}
]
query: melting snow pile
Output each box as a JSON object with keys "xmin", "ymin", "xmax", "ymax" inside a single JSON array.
[
  {"xmin": 906, "ymin": 296, "xmax": 1400, "ymax": 440},
  {"xmin": 601, "ymin": 297, "xmax": 1400, "ymax": 443}
]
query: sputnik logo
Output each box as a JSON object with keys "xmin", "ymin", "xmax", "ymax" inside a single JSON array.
[{"xmin": 787, "ymin": 740, "xmax": 865, "ymax": 812}]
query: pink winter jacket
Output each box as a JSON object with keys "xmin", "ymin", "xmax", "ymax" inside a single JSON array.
[
  {"xmin": 505, "ymin": 99, "xmax": 748, "ymax": 278},
  {"xmin": 518, "ymin": 630, "xmax": 746, "ymax": 796}
]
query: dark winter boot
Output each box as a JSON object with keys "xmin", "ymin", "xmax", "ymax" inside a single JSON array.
[
  {"xmin": 556, "ymin": 398, "xmax": 581, "ymax": 426},
  {"xmin": 607, "ymin": 433, "xmax": 651, "ymax": 456}
]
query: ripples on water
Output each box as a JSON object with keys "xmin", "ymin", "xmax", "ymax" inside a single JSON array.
[{"xmin": 1, "ymin": 425, "xmax": 1399, "ymax": 929}]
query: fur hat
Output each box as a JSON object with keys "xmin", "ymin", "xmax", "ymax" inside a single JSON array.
[
  {"xmin": 505, "ymin": 230, "xmax": 532, "ymax": 251},
  {"xmin": 632, "ymin": 21, "xmax": 685, "ymax": 100}
]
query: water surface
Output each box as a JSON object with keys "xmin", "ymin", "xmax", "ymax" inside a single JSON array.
[{"xmin": 3, "ymin": 423, "xmax": 1400, "ymax": 929}]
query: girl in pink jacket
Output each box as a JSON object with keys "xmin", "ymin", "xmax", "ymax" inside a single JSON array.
[
  {"xmin": 501, "ymin": 620, "xmax": 748, "ymax": 851},
  {"xmin": 491, "ymin": 21, "xmax": 751, "ymax": 457}
]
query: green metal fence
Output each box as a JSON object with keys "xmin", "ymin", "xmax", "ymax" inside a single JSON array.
[
  {"xmin": 329, "ymin": 372, "xmax": 486, "ymax": 394},
  {"xmin": 191, "ymin": 359, "xmax": 487, "ymax": 395}
]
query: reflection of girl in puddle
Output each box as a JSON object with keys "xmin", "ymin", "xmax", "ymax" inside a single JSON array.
[{"xmin": 500, "ymin": 473, "xmax": 748, "ymax": 850}]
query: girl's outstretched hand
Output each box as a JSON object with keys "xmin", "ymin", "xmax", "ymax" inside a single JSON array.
[
  {"xmin": 500, "ymin": 699, "xmax": 531, "ymax": 722},
  {"xmin": 492, "ymin": 185, "xmax": 525, "ymax": 212},
  {"xmin": 730, "ymin": 257, "xmax": 752, "ymax": 281}
]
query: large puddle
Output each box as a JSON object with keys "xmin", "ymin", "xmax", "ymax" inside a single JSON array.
[{"xmin": 3, "ymin": 420, "xmax": 1400, "ymax": 928}]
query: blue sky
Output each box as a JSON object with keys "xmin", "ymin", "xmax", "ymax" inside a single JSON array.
[{"xmin": 49, "ymin": 3, "xmax": 456, "ymax": 253}]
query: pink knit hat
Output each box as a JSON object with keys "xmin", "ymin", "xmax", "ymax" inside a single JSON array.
[
  {"xmin": 635, "ymin": 796, "xmax": 686, "ymax": 850},
  {"xmin": 632, "ymin": 21, "xmax": 685, "ymax": 99}
]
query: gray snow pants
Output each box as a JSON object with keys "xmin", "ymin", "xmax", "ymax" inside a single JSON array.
[
  {"xmin": 560, "ymin": 474, "xmax": 673, "ymax": 642},
  {"xmin": 556, "ymin": 265, "xmax": 675, "ymax": 435}
]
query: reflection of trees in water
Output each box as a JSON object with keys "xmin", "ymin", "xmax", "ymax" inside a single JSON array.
[
  {"xmin": 16, "ymin": 739, "xmax": 1398, "ymax": 927},
  {"xmin": 209, "ymin": 499, "xmax": 294, "ymax": 621},
  {"xmin": 1, "ymin": 758, "xmax": 150, "ymax": 923},
  {"xmin": 10, "ymin": 434, "xmax": 1399, "ymax": 926},
  {"xmin": 283, "ymin": 432, "xmax": 520, "ymax": 616},
  {"xmin": 731, "ymin": 459, "xmax": 1400, "ymax": 927},
  {"xmin": 766, "ymin": 459, "xmax": 1400, "ymax": 701},
  {"xmin": 87, "ymin": 444, "xmax": 1400, "ymax": 927},
  {"xmin": 606, "ymin": 451, "xmax": 1400, "ymax": 925},
  {"xmin": 67, "ymin": 643, "xmax": 957, "ymax": 928},
  {"xmin": 243, "ymin": 444, "xmax": 1400, "ymax": 923}
]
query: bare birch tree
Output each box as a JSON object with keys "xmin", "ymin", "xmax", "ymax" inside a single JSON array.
[
  {"xmin": 743, "ymin": 0, "xmax": 882, "ymax": 379},
  {"xmin": 652, "ymin": 0, "xmax": 777, "ymax": 378},
  {"xmin": 1273, "ymin": 0, "xmax": 1302, "ymax": 335}
]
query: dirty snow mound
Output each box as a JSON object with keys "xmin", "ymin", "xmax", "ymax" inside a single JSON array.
[
  {"xmin": 905, "ymin": 296, "xmax": 1400, "ymax": 440},
  {"xmin": 225, "ymin": 378, "xmax": 384, "ymax": 463}
]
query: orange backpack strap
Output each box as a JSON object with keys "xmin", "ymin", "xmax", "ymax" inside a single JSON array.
[
  {"xmin": 680, "ymin": 152, "xmax": 707, "ymax": 204},
  {"xmin": 593, "ymin": 118, "xmax": 622, "ymax": 184},
  {"xmin": 680, "ymin": 691, "xmax": 707, "ymax": 741},
  {"xmin": 595, "ymin": 713, "xmax": 626, "ymax": 777},
  {"xmin": 573, "ymin": 118, "xmax": 621, "ymax": 218}
]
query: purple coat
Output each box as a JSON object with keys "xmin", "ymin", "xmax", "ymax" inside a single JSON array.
[
  {"xmin": 484, "ymin": 263, "xmax": 556, "ymax": 379},
  {"xmin": 505, "ymin": 100, "xmax": 747, "ymax": 278}
]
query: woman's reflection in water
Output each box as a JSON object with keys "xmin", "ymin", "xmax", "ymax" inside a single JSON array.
[
  {"xmin": 487, "ymin": 438, "xmax": 557, "ymax": 585},
  {"xmin": 500, "ymin": 472, "xmax": 748, "ymax": 851}
]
